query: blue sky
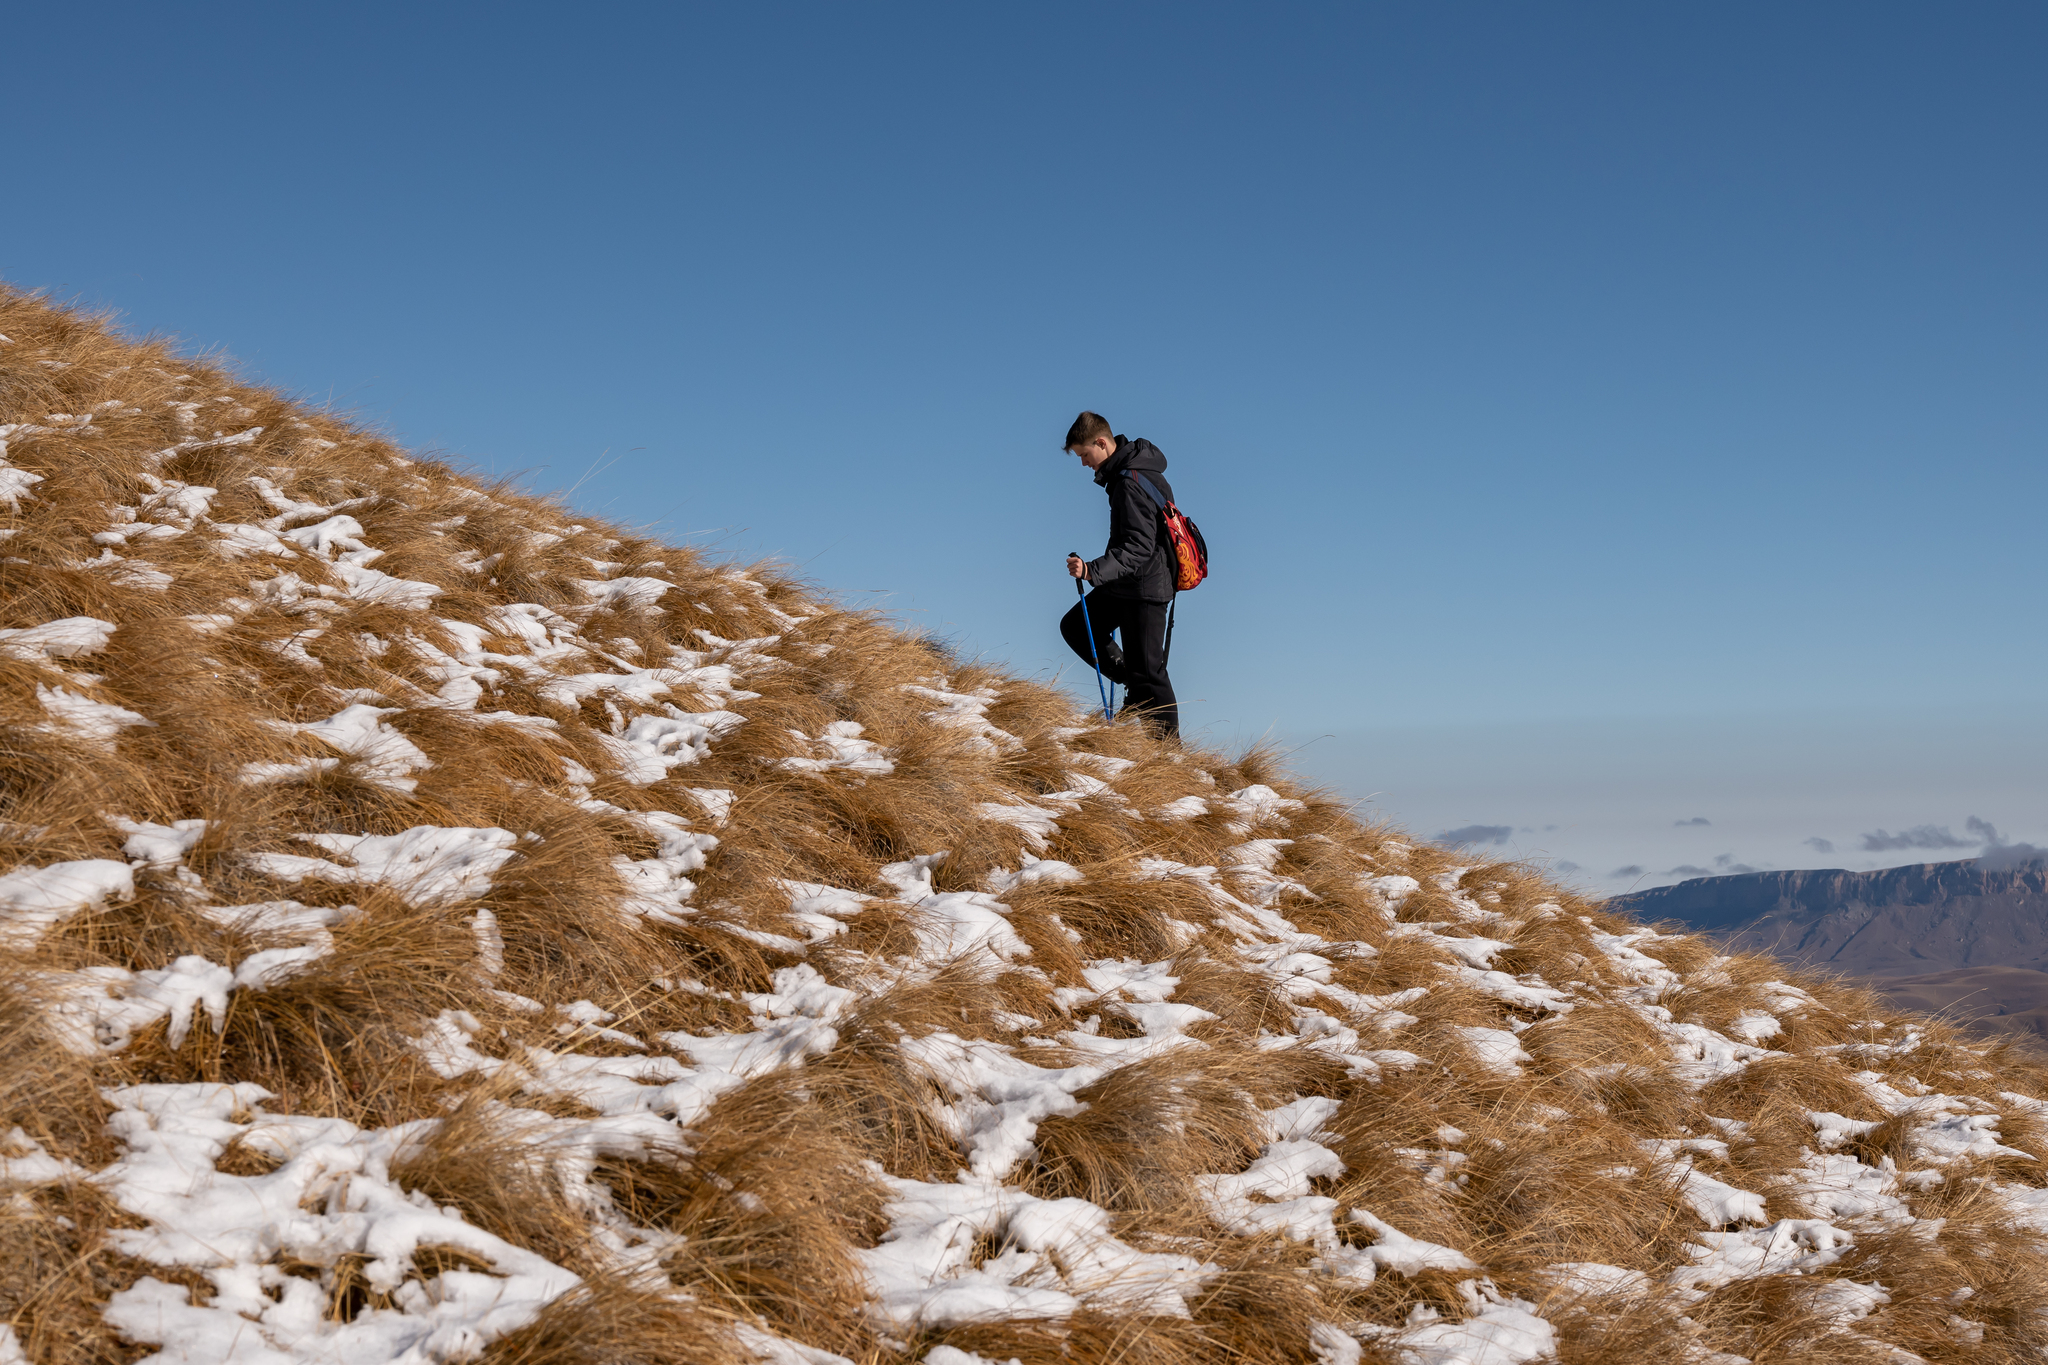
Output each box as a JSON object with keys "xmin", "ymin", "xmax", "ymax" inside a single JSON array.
[{"xmin": 9, "ymin": 2, "xmax": 2044, "ymax": 893}]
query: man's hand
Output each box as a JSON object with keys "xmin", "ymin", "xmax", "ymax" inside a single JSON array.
[{"xmin": 1067, "ymin": 554, "xmax": 1089, "ymax": 581}]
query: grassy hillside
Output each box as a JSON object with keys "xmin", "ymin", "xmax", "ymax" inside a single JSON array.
[{"xmin": 5, "ymin": 285, "xmax": 2048, "ymax": 1364}]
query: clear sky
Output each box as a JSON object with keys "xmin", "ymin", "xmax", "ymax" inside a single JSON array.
[{"xmin": 9, "ymin": 2, "xmax": 2044, "ymax": 894}]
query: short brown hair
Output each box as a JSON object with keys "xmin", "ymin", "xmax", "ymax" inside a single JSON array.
[{"xmin": 1064, "ymin": 411, "xmax": 1112, "ymax": 450}]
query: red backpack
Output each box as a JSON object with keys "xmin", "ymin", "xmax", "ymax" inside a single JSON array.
[{"xmin": 1127, "ymin": 471, "xmax": 1209, "ymax": 592}]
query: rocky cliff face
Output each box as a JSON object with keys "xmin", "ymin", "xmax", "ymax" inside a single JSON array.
[{"xmin": 1613, "ymin": 860, "xmax": 2048, "ymax": 976}]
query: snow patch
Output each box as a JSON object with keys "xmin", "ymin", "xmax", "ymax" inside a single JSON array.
[{"xmin": 0, "ymin": 859, "xmax": 134, "ymax": 949}]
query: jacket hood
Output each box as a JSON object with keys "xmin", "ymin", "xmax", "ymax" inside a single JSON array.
[{"xmin": 1094, "ymin": 436, "xmax": 1167, "ymax": 486}]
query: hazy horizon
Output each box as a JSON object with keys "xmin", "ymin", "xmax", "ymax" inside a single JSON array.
[{"xmin": 1275, "ymin": 702, "xmax": 2048, "ymax": 899}]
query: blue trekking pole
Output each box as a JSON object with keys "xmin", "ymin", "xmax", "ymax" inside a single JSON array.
[{"xmin": 1071, "ymin": 552, "xmax": 1114, "ymax": 722}]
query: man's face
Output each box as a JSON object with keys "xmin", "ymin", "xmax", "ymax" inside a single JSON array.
[{"xmin": 1068, "ymin": 434, "xmax": 1117, "ymax": 470}]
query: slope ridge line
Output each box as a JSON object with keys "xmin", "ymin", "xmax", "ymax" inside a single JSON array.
[{"xmin": 5, "ymin": 286, "xmax": 2048, "ymax": 1365}]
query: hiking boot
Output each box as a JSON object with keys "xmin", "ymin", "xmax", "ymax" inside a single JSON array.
[{"xmin": 1117, "ymin": 702, "xmax": 1179, "ymax": 742}]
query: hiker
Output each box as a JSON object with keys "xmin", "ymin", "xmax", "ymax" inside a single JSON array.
[{"xmin": 1060, "ymin": 411, "xmax": 1181, "ymax": 740}]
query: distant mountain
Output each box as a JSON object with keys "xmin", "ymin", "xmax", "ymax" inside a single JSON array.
[
  {"xmin": 1613, "ymin": 859, "xmax": 2048, "ymax": 1045},
  {"xmin": 1613, "ymin": 859, "xmax": 2048, "ymax": 974}
]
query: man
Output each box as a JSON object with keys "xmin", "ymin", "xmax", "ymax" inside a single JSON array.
[{"xmin": 1060, "ymin": 410, "xmax": 1179, "ymax": 739}]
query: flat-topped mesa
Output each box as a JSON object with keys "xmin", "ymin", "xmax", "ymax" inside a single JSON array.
[
  {"xmin": 1617, "ymin": 857, "xmax": 2048, "ymax": 959},
  {"xmin": 4, "ymin": 284, "xmax": 2048, "ymax": 1365}
]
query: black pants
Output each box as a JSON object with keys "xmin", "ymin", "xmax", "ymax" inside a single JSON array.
[{"xmin": 1060, "ymin": 592, "xmax": 1178, "ymax": 739}]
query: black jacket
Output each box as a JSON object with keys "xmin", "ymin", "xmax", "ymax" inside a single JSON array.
[{"xmin": 1085, "ymin": 436, "xmax": 1176, "ymax": 602}]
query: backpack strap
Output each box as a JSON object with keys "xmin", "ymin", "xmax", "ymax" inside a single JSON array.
[{"xmin": 1126, "ymin": 470, "xmax": 1172, "ymax": 510}]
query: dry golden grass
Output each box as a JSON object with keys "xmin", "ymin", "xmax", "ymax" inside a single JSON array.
[
  {"xmin": 7, "ymin": 283, "xmax": 2048, "ymax": 1364},
  {"xmin": 477, "ymin": 1275, "xmax": 749, "ymax": 1365},
  {"xmin": 0, "ymin": 1181, "xmax": 160, "ymax": 1365},
  {"xmin": 1022, "ymin": 1050, "xmax": 1269, "ymax": 1213}
]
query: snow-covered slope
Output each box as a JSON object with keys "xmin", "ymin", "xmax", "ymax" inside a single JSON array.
[{"xmin": 5, "ymin": 287, "xmax": 2048, "ymax": 1365}]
